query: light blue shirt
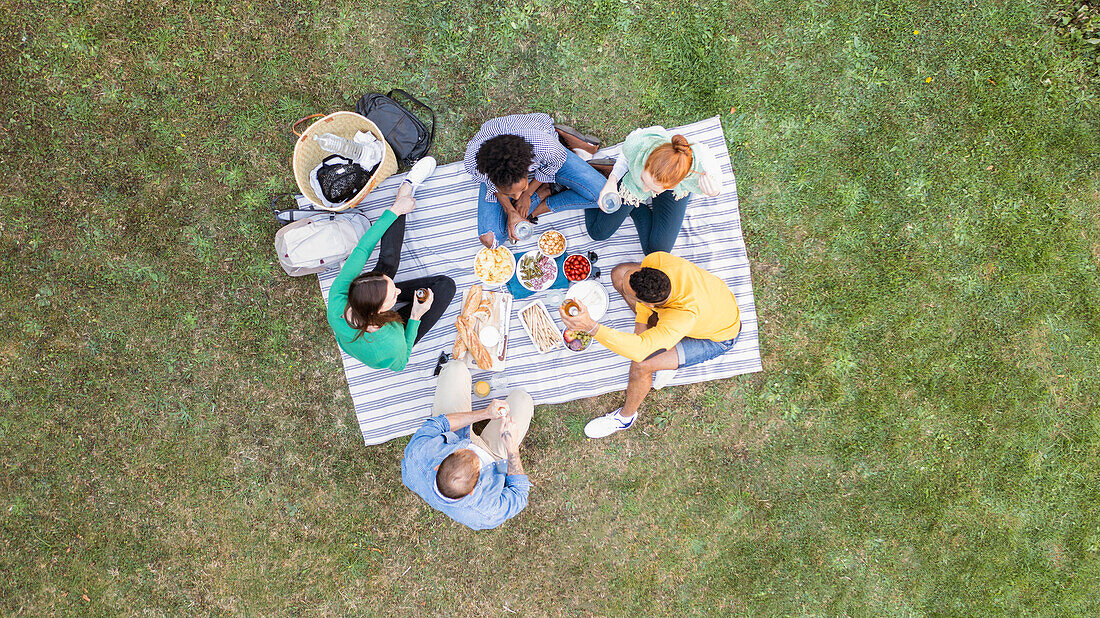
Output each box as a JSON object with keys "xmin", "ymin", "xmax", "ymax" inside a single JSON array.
[{"xmin": 401, "ymin": 416, "xmax": 530, "ymax": 530}]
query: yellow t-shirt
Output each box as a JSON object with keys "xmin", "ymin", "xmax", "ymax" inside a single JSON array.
[{"xmin": 594, "ymin": 252, "xmax": 741, "ymax": 362}]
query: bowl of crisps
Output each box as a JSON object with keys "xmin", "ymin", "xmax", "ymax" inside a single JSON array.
[
  {"xmin": 537, "ymin": 230, "xmax": 567, "ymax": 258},
  {"xmin": 473, "ymin": 245, "xmax": 516, "ymax": 287}
]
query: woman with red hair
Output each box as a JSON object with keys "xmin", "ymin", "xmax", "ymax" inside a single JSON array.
[{"xmin": 585, "ymin": 127, "xmax": 725, "ymax": 254}]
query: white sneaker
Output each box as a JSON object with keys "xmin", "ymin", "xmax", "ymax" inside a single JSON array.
[
  {"xmin": 584, "ymin": 408, "xmax": 636, "ymax": 439},
  {"xmin": 403, "ymin": 156, "xmax": 437, "ymax": 196},
  {"xmin": 652, "ymin": 369, "xmax": 677, "ymax": 390}
]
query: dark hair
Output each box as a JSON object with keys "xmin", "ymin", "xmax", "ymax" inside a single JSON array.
[
  {"xmin": 345, "ymin": 271, "xmax": 403, "ymax": 341},
  {"xmin": 475, "ymin": 134, "xmax": 533, "ymax": 190},
  {"xmin": 629, "ymin": 267, "xmax": 672, "ymax": 304},
  {"xmin": 437, "ymin": 449, "xmax": 480, "ymax": 499}
]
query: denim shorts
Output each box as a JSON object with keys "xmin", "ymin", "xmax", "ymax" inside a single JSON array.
[{"xmin": 675, "ymin": 336, "xmax": 736, "ymax": 368}]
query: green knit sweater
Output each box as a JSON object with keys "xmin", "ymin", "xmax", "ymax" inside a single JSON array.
[{"xmin": 326, "ymin": 209, "xmax": 420, "ymax": 371}]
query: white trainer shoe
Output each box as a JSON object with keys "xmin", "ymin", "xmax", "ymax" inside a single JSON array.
[
  {"xmin": 403, "ymin": 156, "xmax": 437, "ymax": 196},
  {"xmin": 652, "ymin": 369, "xmax": 677, "ymax": 390},
  {"xmin": 584, "ymin": 408, "xmax": 636, "ymax": 439}
]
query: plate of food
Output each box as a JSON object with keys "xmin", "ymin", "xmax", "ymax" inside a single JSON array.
[
  {"xmin": 452, "ymin": 284, "xmax": 513, "ymax": 371},
  {"xmin": 518, "ymin": 300, "xmax": 562, "ymax": 353},
  {"xmin": 564, "ymin": 279, "xmax": 610, "ymax": 321},
  {"xmin": 537, "ymin": 230, "xmax": 567, "ymax": 258},
  {"xmin": 516, "ymin": 250, "xmax": 558, "ymax": 292},
  {"xmin": 562, "ymin": 329, "xmax": 593, "ymax": 352},
  {"xmin": 474, "ymin": 245, "xmax": 516, "ymax": 287}
]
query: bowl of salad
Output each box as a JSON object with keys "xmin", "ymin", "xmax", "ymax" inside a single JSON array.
[{"xmin": 516, "ymin": 250, "xmax": 558, "ymax": 292}]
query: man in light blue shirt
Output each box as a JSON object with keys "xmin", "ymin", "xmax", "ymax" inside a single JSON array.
[{"xmin": 401, "ymin": 360, "xmax": 533, "ymax": 530}]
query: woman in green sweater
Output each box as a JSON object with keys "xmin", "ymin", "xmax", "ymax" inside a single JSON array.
[{"xmin": 327, "ymin": 166, "xmax": 456, "ymax": 371}]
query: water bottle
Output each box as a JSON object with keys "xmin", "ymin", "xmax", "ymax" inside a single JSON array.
[
  {"xmin": 314, "ymin": 133, "xmax": 363, "ymax": 161},
  {"xmin": 599, "ymin": 191, "xmax": 623, "ymax": 214},
  {"xmin": 513, "ymin": 220, "xmax": 535, "ymax": 241},
  {"xmin": 488, "ymin": 374, "xmax": 509, "ymax": 392}
]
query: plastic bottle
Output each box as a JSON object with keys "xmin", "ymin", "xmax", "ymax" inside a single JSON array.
[
  {"xmin": 314, "ymin": 133, "xmax": 363, "ymax": 161},
  {"xmin": 513, "ymin": 220, "xmax": 535, "ymax": 241},
  {"xmin": 599, "ymin": 191, "xmax": 623, "ymax": 214},
  {"xmin": 488, "ymin": 374, "xmax": 509, "ymax": 391}
]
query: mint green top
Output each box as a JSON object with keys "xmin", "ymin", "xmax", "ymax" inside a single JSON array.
[
  {"xmin": 618, "ymin": 126, "xmax": 716, "ymax": 206},
  {"xmin": 326, "ymin": 209, "xmax": 420, "ymax": 371}
]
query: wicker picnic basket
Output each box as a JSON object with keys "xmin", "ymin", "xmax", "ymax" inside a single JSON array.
[{"xmin": 291, "ymin": 111, "xmax": 398, "ymax": 212}]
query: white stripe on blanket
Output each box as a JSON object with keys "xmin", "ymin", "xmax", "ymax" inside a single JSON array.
[{"xmin": 318, "ymin": 116, "xmax": 762, "ymax": 445}]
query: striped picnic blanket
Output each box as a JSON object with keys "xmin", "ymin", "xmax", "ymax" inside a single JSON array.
[{"xmin": 318, "ymin": 116, "xmax": 762, "ymax": 445}]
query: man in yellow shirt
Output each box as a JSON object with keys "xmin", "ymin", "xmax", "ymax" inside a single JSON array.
[{"xmin": 560, "ymin": 252, "xmax": 741, "ymax": 438}]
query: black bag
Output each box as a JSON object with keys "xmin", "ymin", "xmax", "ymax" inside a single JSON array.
[
  {"xmin": 316, "ymin": 155, "xmax": 371, "ymax": 203},
  {"xmin": 355, "ymin": 89, "xmax": 435, "ymax": 168}
]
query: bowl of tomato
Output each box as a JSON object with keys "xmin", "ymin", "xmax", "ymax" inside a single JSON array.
[{"xmin": 563, "ymin": 253, "xmax": 591, "ymax": 282}]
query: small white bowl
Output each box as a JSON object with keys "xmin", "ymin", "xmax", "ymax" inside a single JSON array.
[
  {"xmin": 479, "ymin": 325, "xmax": 501, "ymax": 348},
  {"xmin": 537, "ymin": 230, "xmax": 568, "ymax": 258}
]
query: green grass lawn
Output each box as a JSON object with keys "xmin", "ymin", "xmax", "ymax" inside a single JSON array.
[{"xmin": 2, "ymin": 0, "xmax": 1098, "ymax": 614}]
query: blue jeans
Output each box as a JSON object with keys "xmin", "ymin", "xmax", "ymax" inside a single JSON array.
[
  {"xmin": 585, "ymin": 186, "xmax": 691, "ymax": 255},
  {"xmin": 675, "ymin": 336, "xmax": 737, "ymax": 368},
  {"xmin": 477, "ymin": 149, "xmax": 606, "ymax": 242}
]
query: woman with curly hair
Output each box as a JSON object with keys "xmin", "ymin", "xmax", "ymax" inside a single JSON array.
[
  {"xmin": 463, "ymin": 113, "xmax": 608, "ymax": 247},
  {"xmin": 585, "ymin": 127, "xmax": 726, "ymax": 255}
]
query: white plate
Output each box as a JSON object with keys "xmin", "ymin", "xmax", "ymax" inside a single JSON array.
[
  {"xmin": 565, "ymin": 280, "xmax": 610, "ymax": 321},
  {"xmin": 516, "ymin": 250, "xmax": 558, "ymax": 292}
]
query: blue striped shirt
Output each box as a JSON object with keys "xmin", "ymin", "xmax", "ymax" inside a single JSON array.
[{"xmin": 463, "ymin": 113, "xmax": 568, "ymax": 197}]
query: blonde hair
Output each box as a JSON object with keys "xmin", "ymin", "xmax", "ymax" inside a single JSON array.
[{"xmin": 643, "ymin": 134, "xmax": 694, "ymax": 188}]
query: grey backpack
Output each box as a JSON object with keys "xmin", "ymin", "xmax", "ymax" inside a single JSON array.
[{"xmin": 274, "ymin": 211, "xmax": 371, "ymax": 276}]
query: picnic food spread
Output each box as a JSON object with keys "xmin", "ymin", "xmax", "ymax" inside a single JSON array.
[
  {"xmin": 454, "ymin": 225, "xmax": 610, "ymax": 370},
  {"xmin": 474, "ymin": 246, "xmax": 516, "ymax": 285}
]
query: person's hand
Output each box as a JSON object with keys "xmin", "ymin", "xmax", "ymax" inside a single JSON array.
[
  {"xmin": 499, "ymin": 413, "xmax": 520, "ymax": 454},
  {"xmin": 559, "ymin": 300, "xmax": 597, "ymax": 333},
  {"xmin": 698, "ymin": 172, "xmax": 721, "ymax": 197},
  {"xmin": 389, "ymin": 194, "xmax": 416, "ymax": 216},
  {"xmin": 512, "ymin": 192, "xmax": 533, "ymax": 218},
  {"xmin": 410, "ymin": 289, "xmax": 433, "ymax": 320},
  {"xmin": 505, "ymin": 210, "xmax": 525, "ymax": 242},
  {"xmin": 486, "ymin": 398, "xmax": 509, "ymax": 420},
  {"xmin": 598, "ymin": 178, "xmax": 618, "ymax": 205}
]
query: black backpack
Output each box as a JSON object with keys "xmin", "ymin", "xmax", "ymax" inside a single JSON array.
[{"xmin": 355, "ymin": 89, "xmax": 435, "ymax": 168}]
